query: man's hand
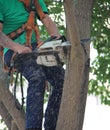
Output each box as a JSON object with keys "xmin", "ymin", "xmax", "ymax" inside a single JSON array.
[
  {"xmin": 13, "ymin": 44, "xmax": 32, "ymax": 54},
  {"xmin": 0, "ymin": 31, "xmax": 32, "ymax": 54}
]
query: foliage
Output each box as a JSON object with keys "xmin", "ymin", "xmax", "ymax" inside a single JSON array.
[
  {"xmin": 0, "ymin": 117, "xmax": 8, "ymax": 130},
  {"xmin": 89, "ymin": 0, "xmax": 110, "ymax": 105}
]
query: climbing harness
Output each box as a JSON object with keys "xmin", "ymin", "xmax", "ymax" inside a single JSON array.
[{"xmin": 19, "ymin": 0, "xmax": 46, "ymax": 48}]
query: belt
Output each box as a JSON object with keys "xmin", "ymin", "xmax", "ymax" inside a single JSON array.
[{"xmin": 7, "ymin": 23, "xmax": 26, "ymax": 40}]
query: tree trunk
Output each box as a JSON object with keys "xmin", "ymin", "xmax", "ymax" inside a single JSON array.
[
  {"xmin": 0, "ymin": 57, "xmax": 25, "ymax": 130},
  {"xmin": 0, "ymin": 101, "xmax": 12, "ymax": 130},
  {"xmin": 56, "ymin": 0, "xmax": 94, "ymax": 130}
]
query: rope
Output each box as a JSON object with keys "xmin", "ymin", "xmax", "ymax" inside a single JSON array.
[
  {"xmin": 20, "ymin": 73, "xmax": 25, "ymax": 109},
  {"xmin": 80, "ymin": 38, "xmax": 91, "ymax": 43},
  {"xmin": 80, "ymin": 38, "xmax": 91, "ymax": 55},
  {"xmin": 14, "ymin": 71, "xmax": 25, "ymax": 110}
]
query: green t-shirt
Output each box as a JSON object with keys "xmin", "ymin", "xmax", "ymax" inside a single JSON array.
[{"xmin": 0, "ymin": 0, "xmax": 48, "ymax": 53}]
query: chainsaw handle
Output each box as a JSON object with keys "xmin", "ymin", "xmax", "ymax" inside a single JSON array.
[
  {"xmin": 44, "ymin": 35, "xmax": 67, "ymax": 43},
  {"xmin": 44, "ymin": 36, "xmax": 57, "ymax": 43},
  {"xmin": 54, "ymin": 35, "xmax": 67, "ymax": 42}
]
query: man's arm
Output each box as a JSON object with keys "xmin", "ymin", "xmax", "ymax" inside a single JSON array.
[
  {"xmin": 0, "ymin": 23, "xmax": 32, "ymax": 54},
  {"xmin": 41, "ymin": 14, "xmax": 61, "ymax": 38}
]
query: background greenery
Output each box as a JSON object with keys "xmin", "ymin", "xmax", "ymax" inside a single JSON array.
[{"xmin": 89, "ymin": 0, "xmax": 110, "ymax": 105}]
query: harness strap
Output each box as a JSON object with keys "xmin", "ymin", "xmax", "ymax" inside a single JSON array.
[
  {"xmin": 7, "ymin": 23, "xmax": 26, "ymax": 40},
  {"xmin": 34, "ymin": 0, "xmax": 46, "ymax": 20}
]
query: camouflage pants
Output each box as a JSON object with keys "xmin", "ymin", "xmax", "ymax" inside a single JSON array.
[
  {"xmin": 4, "ymin": 49, "xmax": 65, "ymax": 130},
  {"xmin": 20, "ymin": 59, "xmax": 65, "ymax": 130}
]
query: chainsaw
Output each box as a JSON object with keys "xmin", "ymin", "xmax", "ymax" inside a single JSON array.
[
  {"xmin": 36, "ymin": 35, "xmax": 71, "ymax": 66},
  {"xmin": 13, "ymin": 35, "xmax": 71, "ymax": 68}
]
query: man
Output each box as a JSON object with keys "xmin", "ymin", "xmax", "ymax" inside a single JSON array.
[{"xmin": 0, "ymin": 0, "xmax": 65, "ymax": 130}]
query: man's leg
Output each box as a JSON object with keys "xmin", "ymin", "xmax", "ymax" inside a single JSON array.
[
  {"xmin": 20, "ymin": 60, "xmax": 46, "ymax": 130},
  {"xmin": 42, "ymin": 66, "xmax": 65, "ymax": 130}
]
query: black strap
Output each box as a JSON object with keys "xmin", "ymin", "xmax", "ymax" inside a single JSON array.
[
  {"xmin": 30, "ymin": 0, "xmax": 36, "ymax": 11},
  {"xmin": 14, "ymin": 71, "xmax": 25, "ymax": 110}
]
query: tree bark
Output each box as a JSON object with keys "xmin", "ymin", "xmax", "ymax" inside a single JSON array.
[
  {"xmin": 56, "ymin": 0, "xmax": 94, "ymax": 130},
  {"xmin": 0, "ymin": 57, "xmax": 25, "ymax": 130},
  {"xmin": 0, "ymin": 101, "xmax": 12, "ymax": 130}
]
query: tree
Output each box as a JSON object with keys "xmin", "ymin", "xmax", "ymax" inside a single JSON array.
[
  {"xmin": 89, "ymin": 0, "xmax": 110, "ymax": 105},
  {"xmin": 56, "ymin": 0, "xmax": 94, "ymax": 130},
  {"xmin": 0, "ymin": 0, "xmax": 109, "ymax": 130},
  {"xmin": 0, "ymin": 57, "xmax": 25, "ymax": 130}
]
